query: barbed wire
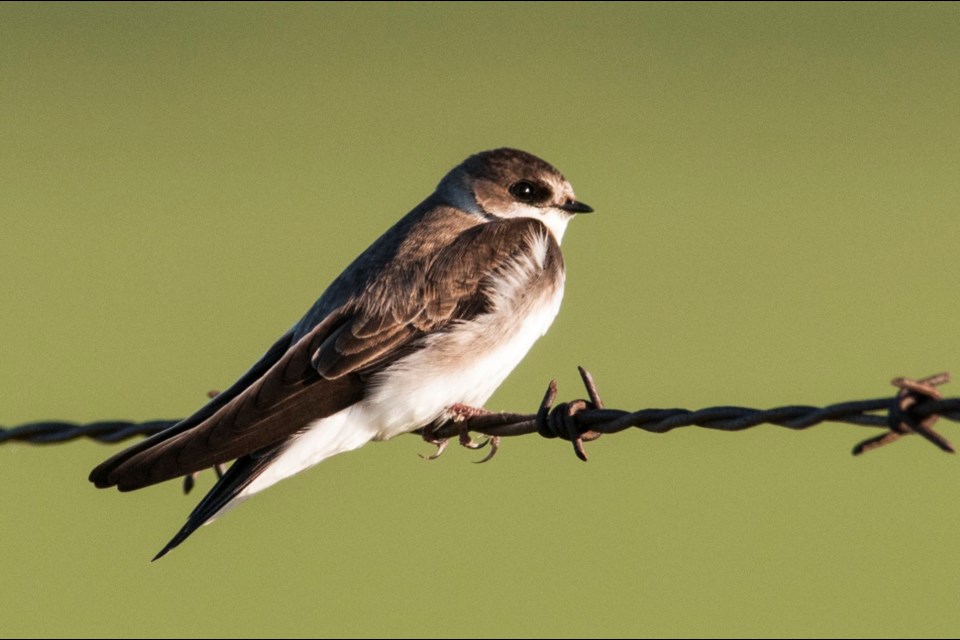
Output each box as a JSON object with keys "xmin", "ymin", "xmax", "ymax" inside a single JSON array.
[
  {"xmin": 0, "ymin": 419, "xmax": 181, "ymax": 445},
  {"xmin": 3, "ymin": 369, "xmax": 959, "ymax": 489},
  {"xmin": 418, "ymin": 369, "xmax": 960, "ymax": 461}
]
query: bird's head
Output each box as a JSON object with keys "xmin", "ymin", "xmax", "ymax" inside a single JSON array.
[{"xmin": 436, "ymin": 148, "xmax": 593, "ymax": 243}]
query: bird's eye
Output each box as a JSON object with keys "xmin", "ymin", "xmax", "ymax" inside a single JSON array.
[{"xmin": 509, "ymin": 180, "xmax": 550, "ymax": 204}]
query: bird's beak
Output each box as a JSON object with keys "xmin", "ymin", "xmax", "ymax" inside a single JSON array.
[{"xmin": 558, "ymin": 199, "xmax": 594, "ymax": 214}]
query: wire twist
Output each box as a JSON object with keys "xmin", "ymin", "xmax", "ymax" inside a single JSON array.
[{"xmin": 3, "ymin": 369, "xmax": 959, "ymax": 492}]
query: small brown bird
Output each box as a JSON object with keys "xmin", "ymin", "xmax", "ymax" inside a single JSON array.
[{"xmin": 89, "ymin": 148, "xmax": 593, "ymax": 559}]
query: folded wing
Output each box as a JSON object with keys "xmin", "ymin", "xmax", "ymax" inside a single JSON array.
[{"xmin": 89, "ymin": 216, "xmax": 558, "ymax": 492}]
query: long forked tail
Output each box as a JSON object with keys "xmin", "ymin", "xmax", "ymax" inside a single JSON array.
[
  {"xmin": 153, "ymin": 448, "xmax": 282, "ymax": 561},
  {"xmin": 152, "ymin": 406, "xmax": 379, "ymax": 560}
]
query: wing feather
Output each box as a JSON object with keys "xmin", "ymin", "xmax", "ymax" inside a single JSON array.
[{"xmin": 91, "ymin": 216, "xmax": 558, "ymax": 492}]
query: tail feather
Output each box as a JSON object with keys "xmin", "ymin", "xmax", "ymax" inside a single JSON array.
[
  {"xmin": 152, "ymin": 405, "xmax": 378, "ymax": 560},
  {"xmin": 90, "ymin": 329, "xmax": 296, "ymax": 489},
  {"xmin": 152, "ymin": 446, "xmax": 282, "ymax": 561}
]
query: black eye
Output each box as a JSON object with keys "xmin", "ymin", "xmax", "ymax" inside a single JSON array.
[{"xmin": 509, "ymin": 180, "xmax": 550, "ymax": 204}]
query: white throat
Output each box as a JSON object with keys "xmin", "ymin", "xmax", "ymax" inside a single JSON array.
[{"xmin": 539, "ymin": 208, "xmax": 572, "ymax": 244}]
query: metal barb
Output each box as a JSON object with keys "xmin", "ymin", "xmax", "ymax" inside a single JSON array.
[
  {"xmin": 853, "ymin": 373, "xmax": 954, "ymax": 455},
  {"xmin": 576, "ymin": 365, "xmax": 605, "ymax": 444},
  {"xmin": 537, "ymin": 379, "xmax": 559, "ymax": 429},
  {"xmin": 567, "ymin": 400, "xmax": 591, "ymax": 462}
]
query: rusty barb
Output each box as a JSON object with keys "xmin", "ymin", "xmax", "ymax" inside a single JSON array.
[
  {"xmin": 535, "ymin": 367, "xmax": 605, "ymax": 461},
  {"xmin": 851, "ymin": 373, "xmax": 953, "ymax": 456},
  {"xmin": 4, "ymin": 370, "xmax": 960, "ymax": 484}
]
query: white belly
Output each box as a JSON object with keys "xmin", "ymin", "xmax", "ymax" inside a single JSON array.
[
  {"xmin": 363, "ymin": 282, "xmax": 564, "ymax": 440},
  {"xmin": 237, "ymin": 283, "xmax": 563, "ymax": 501},
  {"xmin": 238, "ymin": 224, "xmax": 566, "ymax": 501}
]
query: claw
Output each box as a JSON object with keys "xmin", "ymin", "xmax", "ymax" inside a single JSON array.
[
  {"xmin": 473, "ymin": 435, "xmax": 501, "ymax": 464},
  {"xmin": 456, "ymin": 423, "xmax": 502, "ymax": 462},
  {"xmin": 419, "ymin": 425, "xmax": 450, "ymax": 460},
  {"xmin": 419, "ymin": 438, "xmax": 449, "ymax": 460},
  {"xmin": 458, "ymin": 427, "xmax": 489, "ymax": 450}
]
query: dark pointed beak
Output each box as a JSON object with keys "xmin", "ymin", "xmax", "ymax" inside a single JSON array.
[{"xmin": 558, "ymin": 199, "xmax": 594, "ymax": 214}]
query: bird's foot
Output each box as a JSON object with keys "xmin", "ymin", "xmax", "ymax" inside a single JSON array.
[
  {"xmin": 447, "ymin": 403, "xmax": 490, "ymax": 449},
  {"xmin": 419, "ymin": 426, "xmax": 450, "ymax": 461},
  {"xmin": 448, "ymin": 404, "xmax": 501, "ymax": 463},
  {"xmin": 418, "ymin": 404, "xmax": 501, "ymax": 462}
]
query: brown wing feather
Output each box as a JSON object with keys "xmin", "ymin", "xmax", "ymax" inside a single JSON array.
[
  {"xmin": 309, "ymin": 216, "xmax": 554, "ymax": 378},
  {"xmin": 92, "ymin": 216, "xmax": 557, "ymax": 492},
  {"xmin": 88, "ymin": 328, "xmax": 296, "ymax": 488},
  {"xmin": 94, "ymin": 313, "xmax": 363, "ymax": 491}
]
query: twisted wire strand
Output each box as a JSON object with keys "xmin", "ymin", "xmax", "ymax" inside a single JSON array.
[
  {"xmin": 1, "ymin": 419, "xmax": 180, "ymax": 445},
  {"xmin": 3, "ymin": 370, "xmax": 958, "ymax": 463}
]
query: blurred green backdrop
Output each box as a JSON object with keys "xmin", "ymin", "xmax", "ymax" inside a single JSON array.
[{"xmin": 2, "ymin": 2, "xmax": 959, "ymax": 637}]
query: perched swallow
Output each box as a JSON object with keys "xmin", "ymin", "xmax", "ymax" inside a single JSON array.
[{"xmin": 89, "ymin": 148, "xmax": 593, "ymax": 559}]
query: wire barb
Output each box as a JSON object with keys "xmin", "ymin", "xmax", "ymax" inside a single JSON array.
[{"xmin": 852, "ymin": 373, "xmax": 954, "ymax": 456}]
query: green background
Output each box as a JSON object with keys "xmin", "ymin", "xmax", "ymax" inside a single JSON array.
[{"xmin": 2, "ymin": 2, "xmax": 959, "ymax": 637}]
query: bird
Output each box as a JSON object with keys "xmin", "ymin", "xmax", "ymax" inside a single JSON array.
[{"xmin": 89, "ymin": 147, "xmax": 593, "ymax": 560}]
